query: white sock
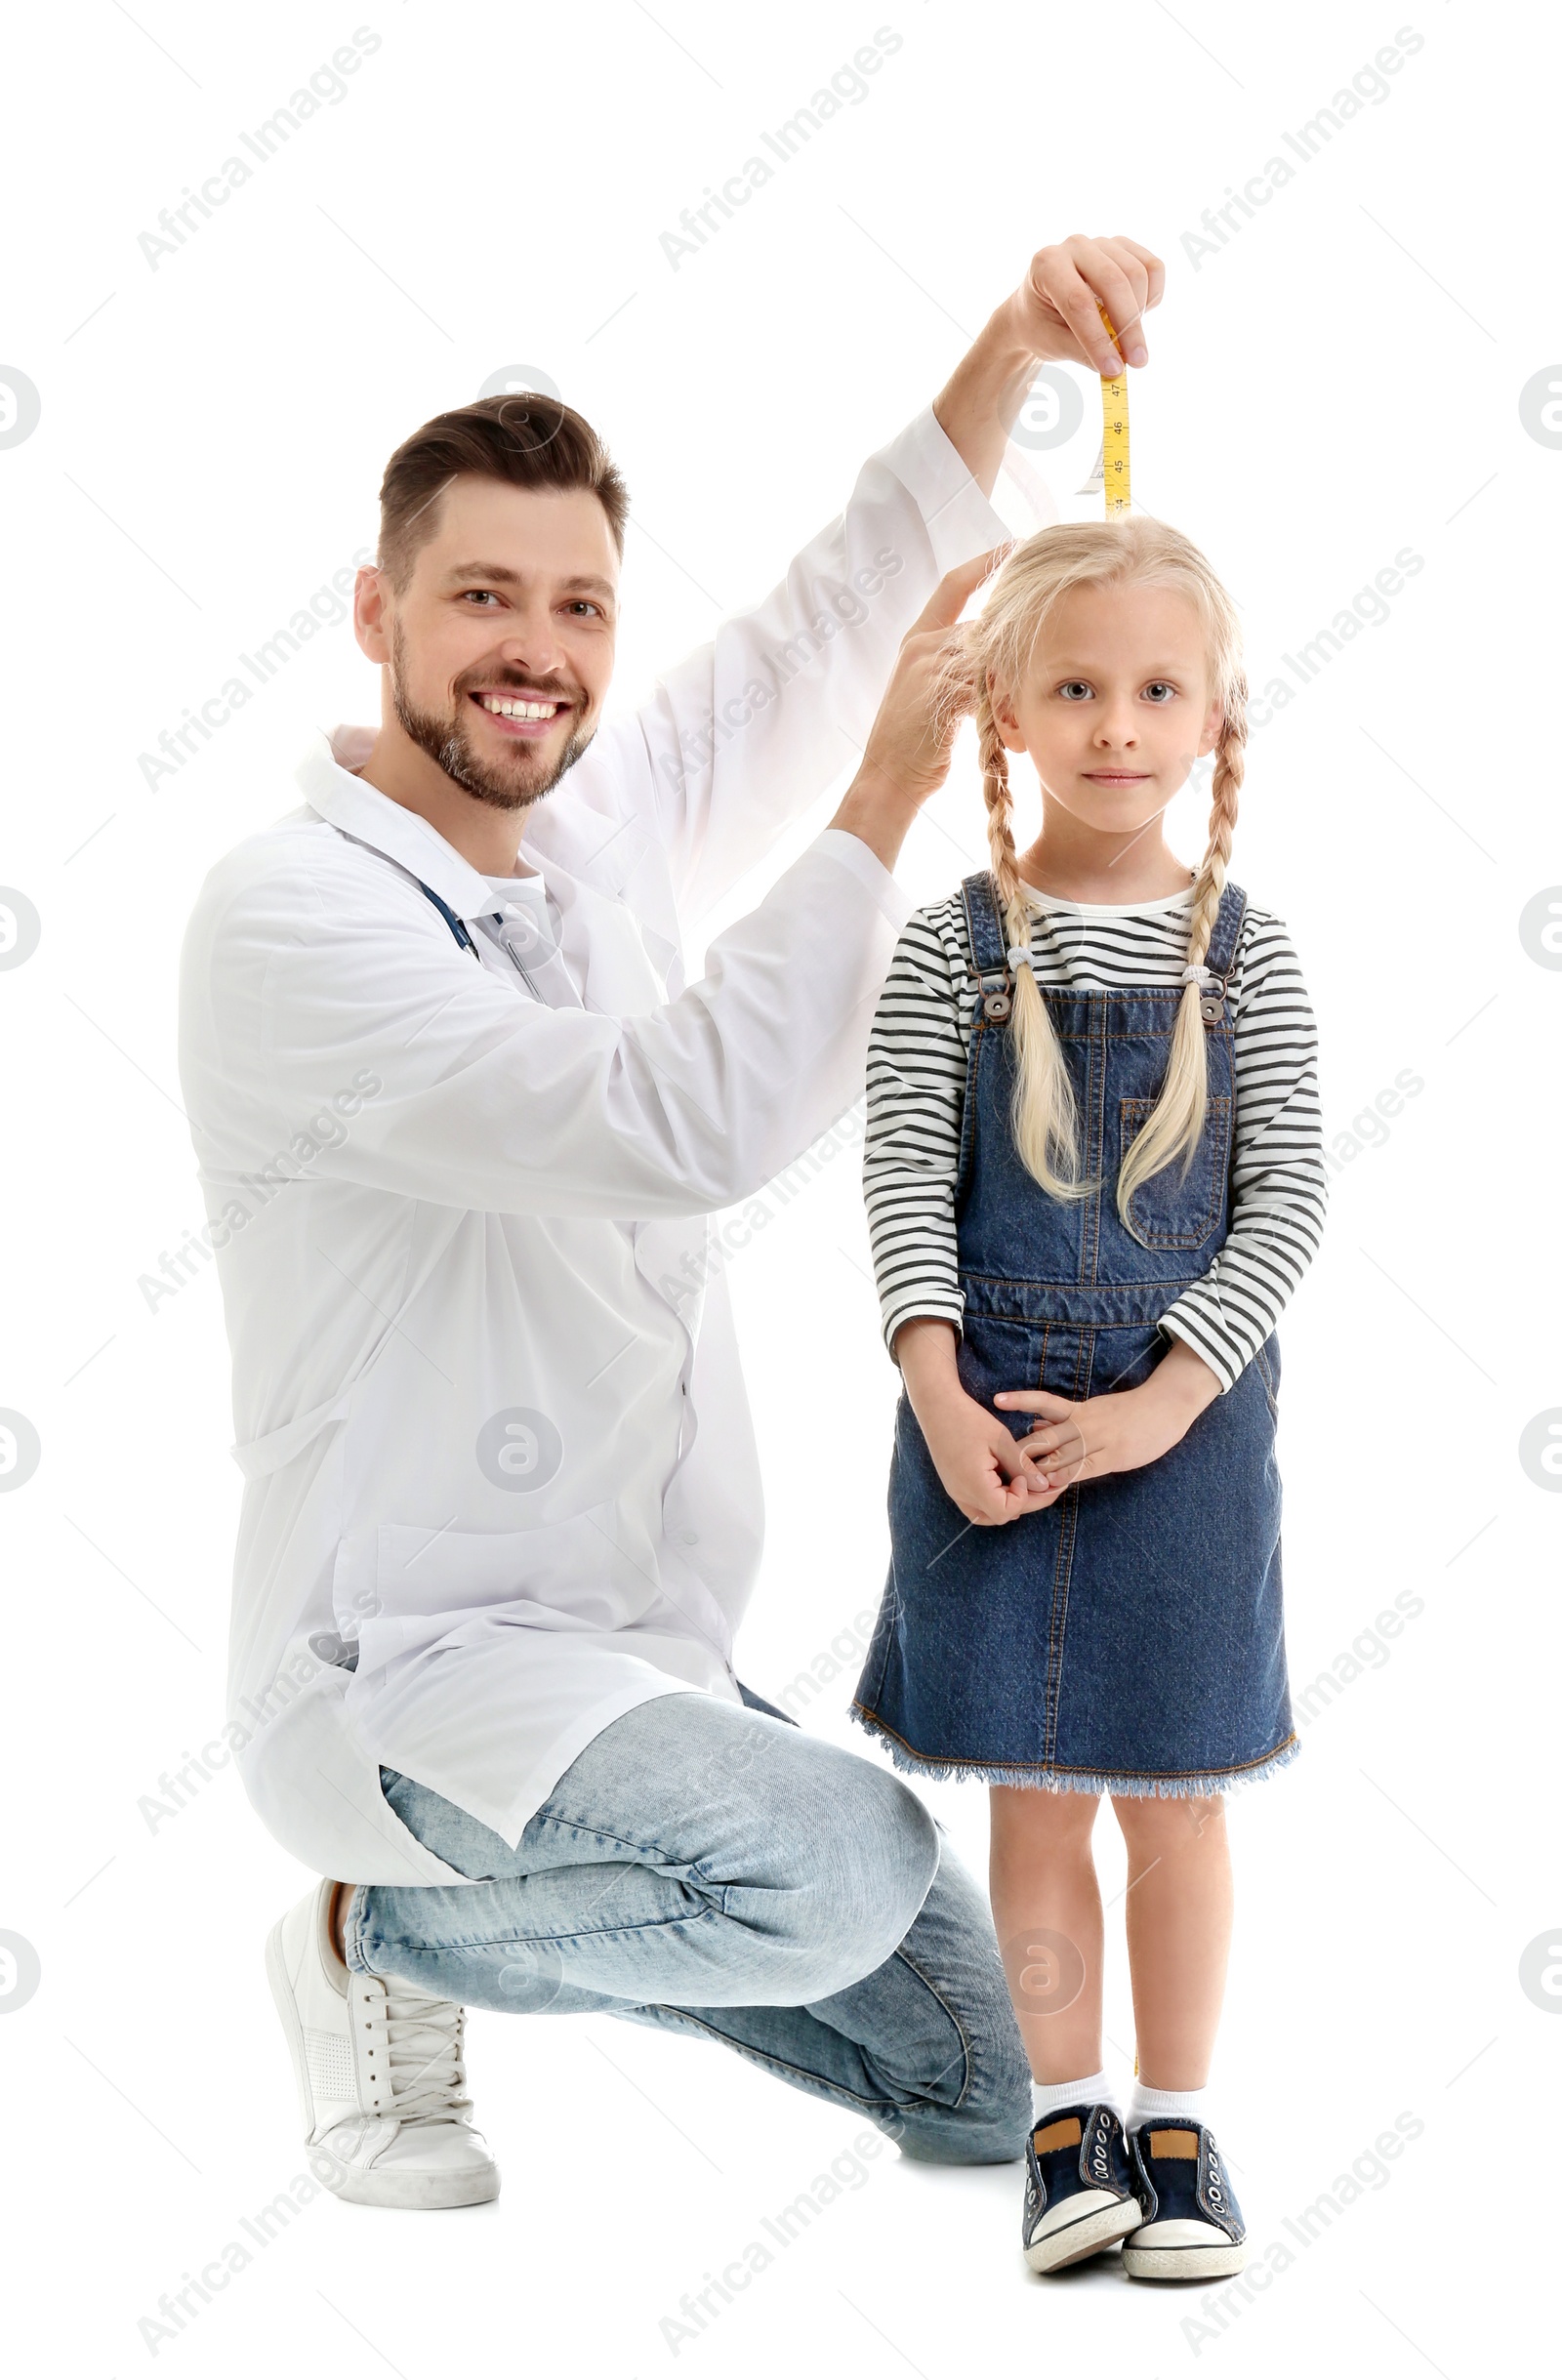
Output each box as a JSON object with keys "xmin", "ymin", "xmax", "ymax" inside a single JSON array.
[
  {"xmin": 1127, "ymin": 2080, "xmax": 1209, "ymax": 2132},
  {"xmin": 1032, "ymin": 2070, "xmax": 1118, "ymax": 2126}
]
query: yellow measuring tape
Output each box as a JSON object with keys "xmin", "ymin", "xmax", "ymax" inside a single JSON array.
[{"xmin": 1097, "ymin": 303, "xmax": 1130, "ymax": 515}]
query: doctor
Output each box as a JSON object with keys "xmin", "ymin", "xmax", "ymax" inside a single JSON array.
[{"xmin": 180, "ymin": 235, "xmax": 1163, "ymax": 2210}]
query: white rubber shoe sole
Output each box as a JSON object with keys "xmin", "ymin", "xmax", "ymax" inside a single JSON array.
[
  {"xmin": 1123, "ymin": 2220, "xmax": 1248, "ymax": 2280},
  {"xmin": 1024, "ymin": 2188, "xmax": 1142, "ymax": 2274}
]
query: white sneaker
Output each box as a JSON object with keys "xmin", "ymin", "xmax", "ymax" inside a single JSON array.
[{"xmin": 266, "ymin": 1880, "xmax": 500, "ymax": 2209}]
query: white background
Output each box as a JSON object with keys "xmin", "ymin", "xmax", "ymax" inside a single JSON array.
[{"xmin": 1, "ymin": 2, "xmax": 1556, "ymax": 2373}]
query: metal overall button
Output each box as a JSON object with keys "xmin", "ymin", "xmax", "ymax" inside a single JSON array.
[
  {"xmin": 1199, "ymin": 970, "xmax": 1229, "ymax": 1025},
  {"xmin": 975, "ymin": 966, "xmax": 1013, "ymax": 1024}
]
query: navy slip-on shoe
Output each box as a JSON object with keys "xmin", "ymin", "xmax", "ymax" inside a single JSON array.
[
  {"xmin": 1022, "ymin": 2103, "xmax": 1140, "ymax": 2274},
  {"xmin": 1123, "ymin": 2120, "xmax": 1247, "ymax": 2280}
]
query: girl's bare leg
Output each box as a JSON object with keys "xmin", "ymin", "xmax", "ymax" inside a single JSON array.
[
  {"xmin": 988, "ymin": 1786, "xmax": 1103, "ymax": 2080},
  {"xmin": 1111, "ymin": 1793, "xmax": 1232, "ymax": 2088}
]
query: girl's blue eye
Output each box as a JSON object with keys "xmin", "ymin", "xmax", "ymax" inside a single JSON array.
[
  {"xmin": 1144, "ymin": 681, "xmax": 1175, "ymax": 702},
  {"xmin": 1059, "ymin": 681, "xmax": 1092, "ymax": 700}
]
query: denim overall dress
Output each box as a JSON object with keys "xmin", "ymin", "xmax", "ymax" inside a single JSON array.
[{"xmin": 852, "ymin": 872, "xmax": 1296, "ymax": 1796}]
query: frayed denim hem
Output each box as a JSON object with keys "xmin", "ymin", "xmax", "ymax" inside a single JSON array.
[{"xmin": 848, "ymin": 1703, "xmax": 1301, "ymax": 1799}]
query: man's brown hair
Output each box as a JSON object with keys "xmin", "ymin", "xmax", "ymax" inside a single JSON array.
[{"xmin": 377, "ymin": 392, "xmax": 630, "ymax": 592}]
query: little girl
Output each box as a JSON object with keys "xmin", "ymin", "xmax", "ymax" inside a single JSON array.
[{"xmin": 852, "ymin": 518, "xmax": 1327, "ymax": 2280}]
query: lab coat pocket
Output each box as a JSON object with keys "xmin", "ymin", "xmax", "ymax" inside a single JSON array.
[{"xmin": 335, "ymin": 1510, "xmax": 673, "ymax": 1670}]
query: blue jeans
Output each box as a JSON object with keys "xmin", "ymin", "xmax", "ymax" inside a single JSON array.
[{"xmin": 346, "ymin": 1689, "xmax": 1030, "ymax": 2162}]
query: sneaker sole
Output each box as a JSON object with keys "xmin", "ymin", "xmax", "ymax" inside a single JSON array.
[
  {"xmin": 1122, "ymin": 2238, "xmax": 1248, "ymax": 2281},
  {"xmin": 264, "ymin": 1917, "xmax": 500, "ymax": 2211},
  {"xmin": 1024, "ymin": 2195, "xmax": 1141, "ymax": 2274},
  {"xmin": 324, "ymin": 2161, "xmax": 501, "ymax": 2210}
]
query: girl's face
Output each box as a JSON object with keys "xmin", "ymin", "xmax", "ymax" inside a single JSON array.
[{"xmin": 991, "ymin": 580, "xmax": 1223, "ymax": 838}]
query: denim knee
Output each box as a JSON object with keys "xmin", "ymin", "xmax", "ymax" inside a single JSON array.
[
  {"xmin": 762, "ymin": 1763, "xmax": 939, "ymax": 1999},
  {"xmin": 844, "ymin": 1764, "xmax": 940, "ymax": 1950}
]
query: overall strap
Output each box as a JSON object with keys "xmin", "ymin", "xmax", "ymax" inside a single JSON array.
[
  {"xmin": 416, "ymin": 877, "xmax": 481, "ymax": 959},
  {"xmin": 960, "ymin": 872, "xmax": 1014, "ymax": 1023},
  {"xmin": 1192, "ymin": 878, "xmax": 1248, "ymax": 1025}
]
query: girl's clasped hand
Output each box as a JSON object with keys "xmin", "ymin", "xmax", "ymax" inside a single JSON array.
[{"xmin": 895, "ymin": 1317, "xmax": 1219, "ymax": 1527}]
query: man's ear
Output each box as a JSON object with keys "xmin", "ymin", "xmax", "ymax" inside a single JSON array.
[{"xmin": 354, "ymin": 564, "xmax": 391, "ymax": 666}]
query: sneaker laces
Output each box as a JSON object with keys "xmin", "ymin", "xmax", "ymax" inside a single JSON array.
[{"xmin": 380, "ymin": 1984, "xmax": 473, "ymax": 2128}]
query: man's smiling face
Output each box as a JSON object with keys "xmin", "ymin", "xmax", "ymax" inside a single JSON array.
[{"xmin": 373, "ymin": 474, "xmax": 621, "ymax": 813}]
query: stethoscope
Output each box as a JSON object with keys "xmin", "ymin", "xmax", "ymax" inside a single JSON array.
[{"xmin": 415, "ymin": 875, "xmax": 581, "ymax": 1007}]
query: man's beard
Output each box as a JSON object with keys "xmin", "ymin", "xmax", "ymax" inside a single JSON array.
[{"xmin": 389, "ymin": 624, "xmax": 595, "ymax": 813}]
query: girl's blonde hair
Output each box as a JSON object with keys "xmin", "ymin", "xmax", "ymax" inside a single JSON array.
[{"xmin": 947, "ymin": 518, "xmax": 1247, "ymax": 1233}]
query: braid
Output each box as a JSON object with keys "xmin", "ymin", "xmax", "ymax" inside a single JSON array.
[
  {"xmin": 1184, "ymin": 671, "xmax": 1246, "ymax": 974},
  {"xmin": 976, "ymin": 688, "xmax": 1029, "ymax": 956},
  {"xmin": 973, "ymin": 678, "xmax": 1091, "ymax": 1199}
]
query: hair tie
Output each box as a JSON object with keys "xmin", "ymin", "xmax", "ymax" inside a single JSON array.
[
  {"xmin": 1181, "ymin": 964, "xmax": 1214, "ymax": 986},
  {"xmin": 1007, "ymin": 945, "xmax": 1035, "ymax": 972}
]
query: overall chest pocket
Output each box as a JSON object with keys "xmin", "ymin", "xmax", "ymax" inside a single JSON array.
[{"xmin": 1119, "ymin": 1094, "xmax": 1232, "ymax": 1249}]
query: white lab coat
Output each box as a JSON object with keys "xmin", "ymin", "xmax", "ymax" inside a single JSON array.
[{"xmin": 178, "ymin": 405, "xmax": 1012, "ymax": 1883}]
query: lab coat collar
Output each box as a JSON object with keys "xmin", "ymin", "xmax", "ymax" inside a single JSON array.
[
  {"xmin": 298, "ymin": 724, "xmax": 519, "ymax": 924},
  {"xmin": 299, "ymin": 721, "xmax": 687, "ymax": 1005}
]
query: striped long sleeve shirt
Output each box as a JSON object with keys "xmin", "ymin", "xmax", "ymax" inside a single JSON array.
[{"xmin": 863, "ymin": 877, "xmax": 1328, "ymax": 1393}]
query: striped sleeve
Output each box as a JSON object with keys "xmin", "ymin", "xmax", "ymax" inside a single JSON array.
[
  {"xmin": 1155, "ymin": 917, "xmax": 1329, "ymax": 1391},
  {"xmin": 862, "ymin": 905, "xmax": 969, "ymax": 1356}
]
